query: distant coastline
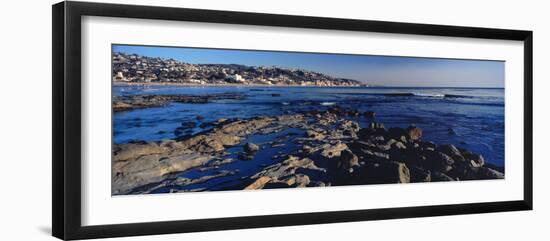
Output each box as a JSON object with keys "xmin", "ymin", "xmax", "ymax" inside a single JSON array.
[
  {"xmin": 112, "ymin": 52, "xmax": 365, "ymax": 87},
  {"xmin": 112, "ymin": 81, "xmax": 502, "ymax": 89},
  {"xmin": 112, "ymin": 81, "xmax": 366, "ymax": 88}
]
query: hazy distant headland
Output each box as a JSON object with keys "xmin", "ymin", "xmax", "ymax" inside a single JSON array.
[{"xmin": 112, "ymin": 52, "xmax": 366, "ymax": 87}]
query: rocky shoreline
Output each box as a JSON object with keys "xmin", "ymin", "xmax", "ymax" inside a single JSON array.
[
  {"xmin": 112, "ymin": 103, "xmax": 504, "ymax": 195},
  {"xmin": 112, "ymin": 93, "xmax": 246, "ymax": 112}
]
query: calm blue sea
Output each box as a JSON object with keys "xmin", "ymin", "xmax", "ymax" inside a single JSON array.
[{"xmin": 113, "ymin": 86, "xmax": 505, "ymax": 172}]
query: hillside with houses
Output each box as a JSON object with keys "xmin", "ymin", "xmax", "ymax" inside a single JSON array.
[{"xmin": 112, "ymin": 52, "xmax": 365, "ymax": 87}]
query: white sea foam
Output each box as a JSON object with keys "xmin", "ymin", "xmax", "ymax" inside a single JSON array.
[{"xmin": 413, "ymin": 93, "xmax": 445, "ymax": 98}]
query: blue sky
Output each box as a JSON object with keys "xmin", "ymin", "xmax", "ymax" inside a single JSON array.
[{"xmin": 113, "ymin": 44, "xmax": 504, "ymax": 88}]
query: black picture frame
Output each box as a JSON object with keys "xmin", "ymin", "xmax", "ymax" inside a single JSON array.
[{"xmin": 52, "ymin": 1, "xmax": 533, "ymax": 240}]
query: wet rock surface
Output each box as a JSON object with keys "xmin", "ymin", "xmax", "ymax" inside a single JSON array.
[
  {"xmin": 112, "ymin": 93, "xmax": 246, "ymax": 112},
  {"xmin": 112, "ymin": 105, "xmax": 504, "ymax": 195}
]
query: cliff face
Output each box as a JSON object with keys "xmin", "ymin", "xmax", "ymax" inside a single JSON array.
[{"xmin": 112, "ymin": 52, "xmax": 364, "ymax": 86}]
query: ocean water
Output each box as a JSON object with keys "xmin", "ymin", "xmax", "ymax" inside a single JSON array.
[{"xmin": 113, "ymin": 86, "xmax": 504, "ymax": 191}]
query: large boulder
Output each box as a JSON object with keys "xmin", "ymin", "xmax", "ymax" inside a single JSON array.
[
  {"xmin": 463, "ymin": 152, "xmax": 485, "ymax": 167},
  {"xmin": 476, "ymin": 167, "xmax": 504, "ymax": 179},
  {"xmin": 423, "ymin": 151, "xmax": 454, "ymax": 173},
  {"xmin": 437, "ymin": 144, "xmax": 465, "ymax": 162},
  {"xmin": 419, "ymin": 141, "xmax": 437, "ymax": 151},
  {"xmin": 387, "ymin": 127, "xmax": 408, "ymax": 142},
  {"xmin": 358, "ymin": 123, "xmax": 386, "ymax": 140},
  {"xmin": 362, "ymin": 161, "xmax": 411, "ymax": 184},
  {"xmin": 446, "ymin": 160, "xmax": 471, "ymax": 180},
  {"xmin": 244, "ymin": 142, "xmax": 260, "ymax": 153},
  {"xmin": 406, "ymin": 125, "xmax": 423, "ymax": 141},
  {"xmin": 409, "ymin": 166, "xmax": 431, "ymax": 182},
  {"xmin": 336, "ymin": 149, "xmax": 360, "ymax": 172}
]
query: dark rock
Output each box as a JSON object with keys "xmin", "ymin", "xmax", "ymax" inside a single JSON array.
[
  {"xmin": 362, "ymin": 161, "xmax": 410, "ymax": 184},
  {"xmin": 199, "ymin": 122, "xmax": 212, "ymax": 128},
  {"xmin": 307, "ymin": 181, "xmax": 327, "ymax": 187},
  {"xmin": 174, "ymin": 127, "xmax": 187, "ymax": 136},
  {"xmin": 376, "ymin": 143, "xmax": 392, "ymax": 151},
  {"xmin": 350, "ymin": 141, "xmax": 391, "ymax": 161},
  {"xmin": 437, "ymin": 144, "xmax": 465, "ymax": 162},
  {"xmin": 336, "ymin": 149, "xmax": 360, "ymax": 172},
  {"xmin": 263, "ymin": 182, "xmax": 291, "ymax": 189},
  {"xmin": 424, "ymin": 151, "xmax": 454, "ymax": 173},
  {"xmin": 431, "ymin": 172, "xmax": 455, "ymax": 182},
  {"xmin": 347, "ymin": 109, "xmax": 360, "ymax": 117},
  {"xmin": 357, "ymin": 123, "xmax": 386, "ymax": 139},
  {"xmin": 364, "ymin": 111, "xmax": 376, "ymax": 118},
  {"xmin": 112, "ymin": 93, "xmax": 246, "ymax": 112},
  {"xmin": 174, "ymin": 134, "xmax": 193, "ymax": 142},
  {"xmin": 325, "ymin": 107, "xmax": 338, "ymax": 115},
  {"xmin": 448, "ymin": 128, "xmax": 457, "ymax": 135},
  {"xmin": 476, "ymin": 167, "xmax": 504, "ymax": 179},
  {"xmin": 409, "ymin": 166, "xmax": 431, "ymax": 182},
  {"xmin": 437, "ymin": 144, "xmax": 461, "ymax": 156},
  {"xmin": 420, "ymin": 141, "xmax": 437, "ymax": 151},
  {"xmin": 271, "ymin": 93, "xmax": 281, "ymax": 97},
  {"xmin": 181, "ymin": 121, "xmax": 197, "ymax": 129},
  {"xmin": 446, "ymin": 160, "xmax": 471, "ymax": 180},
  {"xmin": 387, "ymin": 127, "xmax": 407, "ymax": 141},
  {"xmin": 296, "ymin": 167, "xmax": 328, "ymax": 182},
  {"xmin": 196, "ymin": 115, "xmax": 205, "ymax": 120},
  {"xmin": 350, "ymin": 140, "xmax": 375, "ymax": 150},
  {"xmin": 388, "ymin": 145, "xmax": 420, "ymax": 165},
  {"xmin": 238, "ymin": 152, "xmax": 255, "ymax": 160},
  {"xmin": 302, "ymin": 109, "xmax": 320, "ymax": 116},
  {"xmin": 373, "ymin": 135, "xmax": 385, "ymax": 143},
  {"xmin": 357, "ymin": 128, "xmax": 377, "ymax": 139},
  {"xmin": 244, "ymin": 143, "xmax": 260, "ymax": 153},
  {"xmin": 463, "ymin": 152, "xmax": 485, "ymax": 167},
  {"xmin": 343, "ymin": 129, "xmax": 356, "ymax": 137}
]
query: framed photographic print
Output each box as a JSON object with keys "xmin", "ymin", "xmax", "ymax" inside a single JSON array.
[{"xmin": 52, "ymin": 1, "xmax": 533, "ymax": 240}]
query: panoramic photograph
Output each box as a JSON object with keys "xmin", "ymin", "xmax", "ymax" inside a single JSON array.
[{"xmin": 111, "ymin": 44, "xmax": 505, "ymax": 195}]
